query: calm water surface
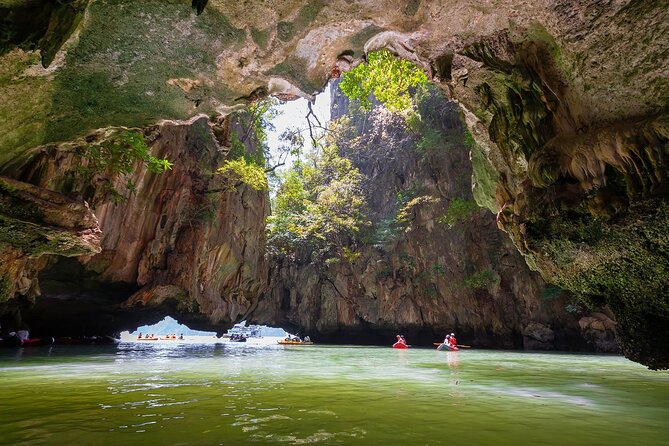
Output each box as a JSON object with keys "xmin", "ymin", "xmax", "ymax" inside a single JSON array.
[{"xmin": 0, "ymin": 343, "xmax": 668, "ymax": 445}]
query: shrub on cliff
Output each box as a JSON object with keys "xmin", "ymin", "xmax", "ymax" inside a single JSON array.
[
  {"xmin": 73, "ymin": 130, "xmax": 173, "ymax": 203},
  {"xmin": 216, "ymin": 158, "xmax": 268, "ymax": 191},
  {"xmin": 339, "ymin": 49, "xmax": 428, "ymax": 113}
]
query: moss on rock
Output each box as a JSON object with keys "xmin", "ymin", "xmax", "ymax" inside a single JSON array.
[
  {"xmin": 0, "ymin": 215, "xmax": 96, "ymax": 257},
  {"xmin": 528, "ymin": 199, "xmax": 669, "ymax": 369},
  {"xmin": 43, "ymin": 0, "xmax": 244, "ymax": 144}
]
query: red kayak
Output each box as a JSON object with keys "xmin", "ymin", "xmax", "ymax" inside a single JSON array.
[
  {"xmin": 392, "ymin": 342, "xmax": 409, "ymax": 349},
  {"xmin": 22, "ymin": 337, "xmax": 55, "ymax": 347}
]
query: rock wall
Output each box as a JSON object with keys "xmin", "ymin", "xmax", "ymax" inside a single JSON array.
[
  {"xmin": 251, "ymin": 84, "xmax": 617, "ymax": 352},
  {"xmin": 0, "ymin": 115, "xmax": 269, "ymax": 336},
  {"xmin": 0, "ymin": 0, "xmax": 666, "ymax": 366}
]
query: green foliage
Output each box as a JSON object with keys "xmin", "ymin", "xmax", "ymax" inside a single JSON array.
[
  {"xmin": 369, "ymin": 218, "xmax": 402, "ymax": 249},
  {"xmin": 396, "ymin": 182, "xmax": 423, "ymax": 208},
  {"xmin": 342, "ymin": 246, "xmax": 361, "ymax": 263},
  {"xmin": 460, "ymin": 269, "xmax": 497, "ymax": 290},
  {"xmin": 218, "ymin": 98, "xmax": 291, "ymax": 193},
  {"xmin": 339, "ymin": 49, "xmax": 428, "ymax": 113},
  {"xmin": 463, "ymin": 129, "xmax": 476, "ymax": 149},
  {"xmin": 396, "ymin": 195, "xmax": 440, "ymax": 226},
  {"xmin": 231, "ymin": 98, "xmax": 280, "ymax": 165},
  {"xmin": 415, "ymin": 127, "xmax": 445, "ymax": 155},
  {"xmin": 432, "ymin": 263, "xmax": 447, "ymax": 276},
  {"xmin": 437, "ymin": 198, "xmax": 480, "ymax": 228},
  {"xmin": 217, "ymin": 158, "xmax": 268, "ymax": 191},
  {"xmin": 267, "ymin": 146, "xmax": 369, "ymax": 257},
  {"xmin": 247, "ymin": 99, "xmax": 279, "ymax": 150},
  {"xmin": 541, "ymin": 284, "xmax": 564, "ymax": 301},
  {"xmin": 74, "ymin": 130, "xmax": 173, "ymax": 203},
  {"xmin": 565, "ymin": 301, "xmax": 584, "ymax": 314}
]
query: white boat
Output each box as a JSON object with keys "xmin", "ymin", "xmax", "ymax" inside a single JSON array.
[{"xmin": 223, "ymin": 322, "xmax": 262, "ymax": 339}]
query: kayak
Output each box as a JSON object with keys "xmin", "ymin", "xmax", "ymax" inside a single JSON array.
[
  {"xmin": 22, "ymin": 337, "xmax": 55, "ymax": 346},
  {"xmin": 435, "ymin": 343, "xmax": 459, "ymax": 351},
  {"xmin": 138, "ymin": 337, "xmax": 159, "ymax": 341},
  {"xmin": 277, "ymin": 340, "xmax": 313, "ymax": 345},
  {"xmin": 392, "ymin": 342, "xmax": 409, "ymax": 349}
]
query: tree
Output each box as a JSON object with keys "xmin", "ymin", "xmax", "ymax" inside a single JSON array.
[
  {"xmin": 74, "ymin": 130, "xmax": 173, "ymax": 203},
  {"xmin": 339, "ymin": 49, "xmax": 428, "ymax": 113},
  {"xmin": 216, "ymin": 158, "xmax": 268, "ymax": 192},
  {"xmin": 267, "ymin": 146, "xmax": 369, "ymax": 259}
]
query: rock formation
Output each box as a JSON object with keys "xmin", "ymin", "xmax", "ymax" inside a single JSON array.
[
  {"xmin": 0, "ymin": 0, "xmax": 666, "ymax": 367},
  {"xmin": 1, "ymin": 115, "xmax": 268, "ymax": 336},
  {"xmin": 251, "ymin": 83, "xmax": 617, "ymax": 351}
]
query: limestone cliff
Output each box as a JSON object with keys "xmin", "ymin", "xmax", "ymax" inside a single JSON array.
[
  {"xmin": 0, "ymin": 115, "xmax": 268, "ymax": 336},
  {"xmin": 251, "ymin": 84, "xmax": 617, "ymax": 352},
  {"xmin": 0, "ymin": 0, "xmax": 667, "ymax": 366}
]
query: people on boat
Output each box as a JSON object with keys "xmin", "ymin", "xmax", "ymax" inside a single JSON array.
[
  {"xmin": 447, "ymin": 333, "xmax": 457, "ymax": 347},
  {"xmin": 303, "ymin": 336, "xmax": 311, "ymax": 343},
  {"xmin": 396, "ymin": 335, "xmax": 407, "ymax": 346},
  {"xmin": 179, "ymin": 333, "xmax": 184, "ymax": 340},
  {"xmin": 138, "ymin": 332, "xmax": 143, "ymax": 339}
]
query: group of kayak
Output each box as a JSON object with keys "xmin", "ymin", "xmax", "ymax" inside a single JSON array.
[
  {"xmin": 392, "ymin": 332, "xmax": 464, "ymax": 351},
  {"xmin": 137, "ymin": 333, "xmax": 184, "ymax": 341}
]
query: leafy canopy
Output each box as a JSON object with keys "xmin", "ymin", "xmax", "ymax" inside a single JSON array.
[
  {"xmin": 437, "ymin": 197, "xmax": 479, "ymax": 228},
  {"xmin": 217, "ymin": 158, "xmax": 268, "ymax": 191},
  {"xmin": 74, "ymin": 130, "xmax": 173, "ymax": 202},
  {"xmin": 267, "ymin": 145, "xmax": 369, "ymax": 258},
  {"xmin": 339, "ymin": 49, "xmax": 428, "ymax": 113}
]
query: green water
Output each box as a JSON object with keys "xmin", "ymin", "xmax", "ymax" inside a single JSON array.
[{"xmin": 1, "ymin": 344, "xmax": 668, "ymax": 446}]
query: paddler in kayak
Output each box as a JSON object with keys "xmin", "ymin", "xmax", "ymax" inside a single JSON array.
[
  {"xmin": 395, "ymin": 335, "xmax": 410, "ymax": 348},
  {"xmin": 448, "ymin": 333, "xmax": 457, "ymax": 348}
]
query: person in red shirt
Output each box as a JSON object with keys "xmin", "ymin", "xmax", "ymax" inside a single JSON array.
[{"xmin": 448, "ymin": 333, "xmax": 457, "ymax": 347}]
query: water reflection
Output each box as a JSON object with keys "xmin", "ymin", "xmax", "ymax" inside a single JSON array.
[{"xmin": 442, "ymin": 351, "xmax": 460, "ymax": 368}]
